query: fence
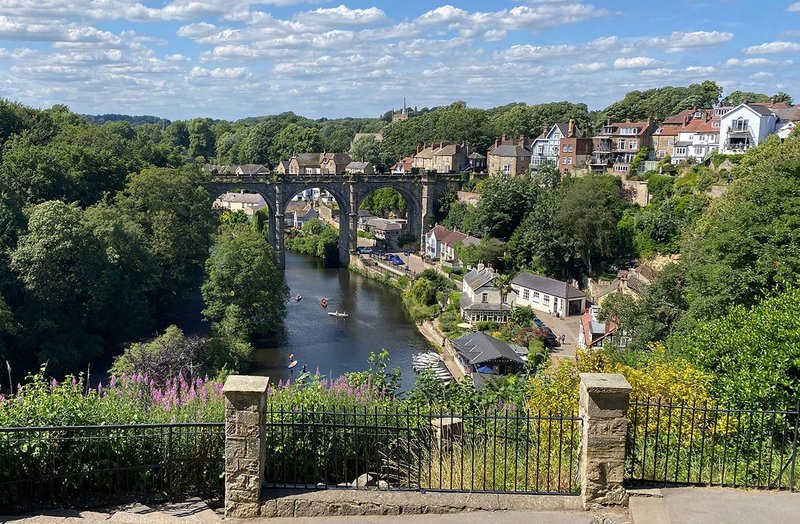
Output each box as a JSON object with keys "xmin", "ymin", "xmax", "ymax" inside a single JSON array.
[
  {"xmin": 0, "ymin": 423, "xmax": 224, "ymax": 512},
  {"xmin": 626, "ymin": 400, "xmax": 800, "ymax": 490},
  {"xmin": 263, "ymin": 402, "xmax": 581, "ymax": 495}
]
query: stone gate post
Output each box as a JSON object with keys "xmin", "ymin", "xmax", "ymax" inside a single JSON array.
[
  {"xmin": 578, "ymin": 373, "xmax": 631, "ymax": 510},
  {"xmin": 223, "ymin": 375, "xmax": 269, "ymax": 518}
]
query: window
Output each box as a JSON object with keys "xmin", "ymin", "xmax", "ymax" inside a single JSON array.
[
  {"xmin": 562, "ymin": 157, "xmax": 568, "ymax": 164},
  {"xmin": 567, "ymin": 157, "xmax": 573, "ymax": 164},
  {"xmin": 710, "ymin": 135, "xmax": 717, "ymax": 143},
  {"xmin": 532, "ymin": 291, "xmax": 540, "ymax": 302},
  {"xmin": 617, "ymin": 139, "xmax": 625, "ymax": 150},
  {"xmin": 563, "ymin": 144, "xmax": 569, "ymax": 152},
  {"xmin": 733, "ymin": 118, "xmax": 748, "ymax": 132},
  {"xmin": 629, "ymin": 140, "xmax": 638, "ymax": 150},
  {"xmin": 523, "ymin": 289, "xmax": 529, "ymax": 300},
  {"xmin": 568, "ymin": 145, "xmax": 574, "ymax": 152},
  {"xmin": 482, "ymin": 293, "xmax": 488, "ymax": 303},
  {"xmin": 502, "ymin": 164, "xmax": 511, "ymax": 174},
  {"xmin": 543, "ymin": 295, "xmax": 550, "ymax": 305},
  {"xmin": 712, "ymin": 121, "xmax": 720, "ymax": 128},
  {"xmin": 537, "ymin": 145, "xmax": 544, "ymax": 154}
]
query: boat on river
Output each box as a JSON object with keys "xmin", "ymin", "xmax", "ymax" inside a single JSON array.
[
  {"xmin": 295, "ymin": 294, "xmax": 302, "ymax": 302},
  {"xmin": 327, "ymin": 310, "xmax": 349, "ymax": 318},
  {"xmin": 320, "ymin": 297, "xmax": 328, "ymax": 308}
]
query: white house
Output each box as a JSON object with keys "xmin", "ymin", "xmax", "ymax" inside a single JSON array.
[
  {"xmin": 459, "ymin": 264, "xmax": 511, "ymax": 325},
  {"xmin": 530, "ymin": 123, "xmax": 567, "ymax": 168},
  {"xmin": 718, "ymin": 103, "xmax": 777, "ymax": 154},
  {"xmin": 424, "ymin": 225, "xmax": 480, "ymax": 265},
  {"xmin": 511, "ymin": 272, "xmax": 585, "ymax": 317},
  {"xmin": 213, "ymin": 192, "xmax": 267, "ymax": 216},
  {"xmin": 671, "ymin": 116, "xmax": 721, "ymax": 164}
]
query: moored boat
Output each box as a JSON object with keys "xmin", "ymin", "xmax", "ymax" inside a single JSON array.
[{"xmin": 327, "ymin": 310, "xmax": 349, "ymax": 318}]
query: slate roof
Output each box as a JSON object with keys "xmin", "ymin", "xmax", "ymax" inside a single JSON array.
[
  {"xmin": 468, "ymin": 152, "xmax": 486, "ymax": 159},
  {"xmin": 463, "ymin": 267, "xmax": 497, "ymax": 291},
  {"xmin": 512, "ymin": 272, "xmax": 584, "ymax": 299},
  {"xmin": 236, "ymin": 163, "xmax": 269, "ymax": 175},
  {"xmin": 365, "ymin": 218, "xmax": 402, "ymax": 231},
  {"xmin": 745, "ymin": 103, "xmax": 776, "ymax": 117},
  {"xmin": 452, "ymin": 332, "xmax": 526, "ymax": 366},
  {"xmin": 489, "ymin": 144, "xmax": 532, "ymax": 157},
  {"xmin": 346, "ymin": 161, "xmax": 371, "ymax": 171},
  {"xmin": 433, "ymin": 144, "xmax": 461, "ymax": 156},
  {"xmin": 217, "ymin": 192, "xmax": 266, "ymax": 205},
  {"xmin": 293, "ymin": 153, "xmax": 322, "ymax": 166}
]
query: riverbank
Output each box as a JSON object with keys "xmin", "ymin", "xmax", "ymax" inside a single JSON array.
[{"xmin": 349, "ymin": 255, "xmax": 466, "ymax": 381}]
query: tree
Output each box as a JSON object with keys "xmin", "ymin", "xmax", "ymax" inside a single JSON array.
[
  {"xmin": 272, "ymin": 124, "xmax": 321, "ymax": 162},
  {"xmin": 188, "ymin": 118, "xmax": 215, "ymax": 160},
  {"xmin": 202, "ymin": 225, "xmax": 288, "ymax": 340},
  {"xmin": 772, "ymin": 92, "xmax": 794, "ymax": 105},
  {"xmin": 669, "ymin": 287, "xmax": 800, "ymax": 408},
  {"xmin": 9, "ymin": 201, "xmax": 107, "ymax": 371},
  {"xmin": 360, "ymin": 188, "xmax": 406, "ymax": 218},
  {"xmin": 468, "ymin": 174, "xmax": 538, "ymax": 239},
  {"xmin": 722, "ymin": 90, "xmax": 770, "ymax": 106},
  {"xmin": 456, "ymin": 237, "xmax": 507, "ymax": 271},
  {"xmin": 164, "ymin": 120, "xmax": 190, "ymax": 149},
  {"xmin": 117, "ymin": 167, "xmax": 216, "ymax": 313},
  {"xmin": 351, "ymin": 135, "xmax": 382, "ymax": 167},
  {"xmin": 556, "ymin": 175, "xmax": 632, "ymax": 273}
]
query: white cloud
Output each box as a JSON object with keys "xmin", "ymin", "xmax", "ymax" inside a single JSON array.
[
  {"xmin": 788, "ymin": 3, "xmax": 800, "ymax": 12},
  {"xmin": 494, "ymin": 44, "xmax": 577, "ymax": 61},
  {"xmin": 745, "ymin": 41, "xmax": 800, "ymax": 54},
  {"xmin": 614, "ymin": 56, "xmax": 657, "ymax": 69},
  {"xmin": 189, "ymin": 66, "xmax": 248, "ymax": 79},
  {"xmin": 294, "ymin": 5, "xmax": 386, "ymax": 27},
  {"xmin": 639, "ymin": 68, "xmax": 673, "ymax": 77},
  {"xmin": 648, "ymin": 31, "xmax": 733, "ymax": 52},
  {"xmin": 587, "ymin": 35, "xmax": 618, "ymax": 50}
]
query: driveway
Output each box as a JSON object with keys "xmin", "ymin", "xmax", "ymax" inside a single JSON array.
[{"xmin": 536, "ymin": 313, "xmax": 581, "ymax": 362}]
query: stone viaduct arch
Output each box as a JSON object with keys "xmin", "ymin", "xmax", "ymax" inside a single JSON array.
[{"xmin": 207, "ymin": 172, "xmax": 462, "ymax": 269}]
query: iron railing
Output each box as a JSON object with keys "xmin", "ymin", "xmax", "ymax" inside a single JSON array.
[
  {"xmin": 264, "ymin": 403, "xmax": 581, "ymax": 494},
  {"xmin": 0, "ymin": 423, "xmax": 224, "ymax": 512},
  {"xmin": 626, "ymin": 401, "xmax": 800, "ymax": 491}
]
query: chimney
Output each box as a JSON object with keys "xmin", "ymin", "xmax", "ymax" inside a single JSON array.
[
  {"xmin": 477, "ymin": 262, "xmax": 485, "ymax": 272},
  {"xmin": 568, "ymin": 119, "xmax": 575, "ymax": 137}
]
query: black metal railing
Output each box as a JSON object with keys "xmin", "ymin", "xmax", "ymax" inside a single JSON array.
[
  {"xmin": 0, "ymin": 423, "xmax": 224, "ymax": 512},
  {"xmin": 626, "ymin": 401, "xmax": 800, "ymax": 491},
  {"xmin": 264, "ymin": 403, "xmax": 581, "ymax": 494}
]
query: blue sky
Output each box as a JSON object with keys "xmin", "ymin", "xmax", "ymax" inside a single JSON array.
[{"xmin": 0, "ymin": 1, "xmax": 798, "ymax": 120}]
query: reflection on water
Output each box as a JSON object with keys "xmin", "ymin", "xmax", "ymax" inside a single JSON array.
[{"xmin": 249, "ymin": 251, "xmax": 431, "ymax": 391}]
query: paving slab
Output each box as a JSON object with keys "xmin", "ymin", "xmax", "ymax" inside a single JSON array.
[{"xmin": 645, "ymin": 486, "xmax": 800, "ymax": 524}]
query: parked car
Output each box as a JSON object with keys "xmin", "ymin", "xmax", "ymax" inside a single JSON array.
[
  {"xmin": 540, "ymin": 327, "xmax": 559, "ymax": 347},
  {"xmin": 390, "ymin": 255, "xmax": 405, "ymax": 266},
  {"xmin": 533, "ymin": 318, "xmax": 545, "ymax": 328},
  {"xmin": 356, "ymin": 247, "xmax": 373, "ymax": 254}
]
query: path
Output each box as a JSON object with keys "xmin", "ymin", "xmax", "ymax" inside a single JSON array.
[{"xmin": 536, "ymin": 313, "xmax": 581, "ymax": 362}]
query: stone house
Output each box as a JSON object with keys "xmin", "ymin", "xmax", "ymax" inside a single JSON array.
[
  {"xmin": 578, "ymin": 306, "xmax": 625, "ymax": 350},
  {"xmin": 424, "ymin": 225, "xmax": 479, "ymax": 264},
  {"xmin": 345, "ymin": 161, "xmax": 374, "ymax": 174},
  {"xmin": 391, "ymin": 156, "xmax": 414, "ymax": 174},
  {"xmin": 284, "ymin": 201, "xmax": 319, "ymax": 228},
  {"xmin": 320, "ymin": 153, "xmax": 353, "ymax": 175},
  {"xmin": 363, "ymin": 217, "xmax": 403, "ymax": 241},
  {"xmin": 432, "ymin": 143, "xmax": 469, "ymax": 173},
  {"xmin": 412, "ymin": 144, "xmax": 436, "ymax": 171},
  {"xmin": 275, "ymin": 161, "xmax": 289, "ymax": 174},
  {"xmin": 511, "ymin": 271, "xmax": 585, "ymax": 317},
  {"xmin": 459, "ymin": 264, "xmax": 511, "ymax": 325},
  {"xmin": 213, "ymin": 191, "xmax": 267, "ymax": 216},
  {"xmin": 288, "ymin": 153, "xmax": 323, "ymax": 175},
  {"xmin": 234, "ymin": 164, "xmax": 270, "ymax": 176},
  {"xmin": 557, "ymin": 120, "xmax": 593, "ymax": 173},
  {"xmin": 590, "ymin": 120, "xmax": 657, "ymax": 175}
]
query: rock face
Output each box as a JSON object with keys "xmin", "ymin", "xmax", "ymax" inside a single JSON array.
[{"xmin": 578, "ymin": 373, "xmax": 632, "ymax": 510}]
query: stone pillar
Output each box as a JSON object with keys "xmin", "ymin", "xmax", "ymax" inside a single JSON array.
[
  {"xmin": 223, "ymin": 375, "xmax": 269, "ymax": 519},
  {"xmin": 347, "ymin": 179, "xmax": 358, "ymax": 265},
  {"xmin": 274, "ymin": 185, "xmax": 285, "ymax": 270},
  {"xmin": 579, "ymin": 373, "xmax": 631, "ymax": 510},
  {"xmin": 419, "ymin": 171, "xmax": 435, "ymax": 254}
]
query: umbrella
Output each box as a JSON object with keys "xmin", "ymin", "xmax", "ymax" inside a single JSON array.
[
  {"xmin": 476, "ymin": 366, "xmax": 495, "ymax": 374},
  {"xmin": 457, "ymin": 323, "xmax": 473, "ymax": 329}
]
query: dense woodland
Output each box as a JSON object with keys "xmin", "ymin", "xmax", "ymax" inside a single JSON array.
[{"xmin": 0, "ymin": 80, "xmax": 798, "ymax": 411}]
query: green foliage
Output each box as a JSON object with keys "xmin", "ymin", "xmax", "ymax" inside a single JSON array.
[
  {"xmin": 350, "ymin": 135, "xmax": 382, "ymax": 167},
  {"xmin": 629, "ymin": 147, "xmax": 650, "ymax": 175},
  {"xmin": 397, "ymin": 233, "xmax": 416, "ymax": 247},
  {"xmin": 722, "ymin": 90, "xmax": 770, "ymax": 106},
  {"xmin": 202, "ymin": 225, "xmax": 288, "ymax": 341},
  {"xmin": 602, "ymin": 81, "xmax": 722, "ymax": 123},
  {"xmin": 285, "ymin": 219, "xmax": 340, "ymax": 262},
  {"xmin": 669, "ymin": 288, "xmax": 800, "ymax": 408},
  {"xmin": 361, "ymin": 188, "xmax": 406, "ymax": 217}
]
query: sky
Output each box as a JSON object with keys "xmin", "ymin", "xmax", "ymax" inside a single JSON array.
[{"xmin": 0, "ymin": 1, "xmax": 799, "ymax": 121}]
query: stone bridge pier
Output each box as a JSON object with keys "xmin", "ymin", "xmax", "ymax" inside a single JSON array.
[{"xmin": 207, "ymin": 172, "xmax": 462, "ymax": 270}]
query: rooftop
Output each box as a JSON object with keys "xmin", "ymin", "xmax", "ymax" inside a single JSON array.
[{"xmin": 512, "ymin": 272, "xmax": 584, "ymax": 299}]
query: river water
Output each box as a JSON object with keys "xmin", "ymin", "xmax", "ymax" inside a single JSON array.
[{"xmin": 248, "ymin": 251, "xmax": 431, "ymax": 392}]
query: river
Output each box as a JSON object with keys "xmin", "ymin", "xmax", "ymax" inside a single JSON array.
[{"xmin": 248, "ymin": 251, "xmax": 432, "ymax": 392}]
